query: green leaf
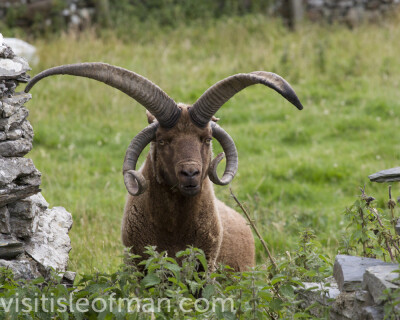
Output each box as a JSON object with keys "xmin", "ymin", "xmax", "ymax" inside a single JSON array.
[
  {"xmin": 279, "ymin": 283, "xmax": 294, "ymax": 298},
  {"xmin": 202, "ymin": 284, "xmax": 215, "ymax": 299},
  {"xmin": 196, "ymin": 254, "xmax": 208, "ymax": 272},
  {"xmin": 164, "ymin": 263, "xmax": 181, "ymax": 275},
  {"xmin": 219, "ymin": 311, "xmax": 236, "ymax": 320},
  {"xmin": 271, "ymin": 276, "xmax": 286, "ymax": 285},
  {"xmin": 141, "ymin": 274, "xmax": 161, "ymax": 288}
]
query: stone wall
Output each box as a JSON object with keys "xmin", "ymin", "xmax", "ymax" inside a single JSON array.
[
  {"xmin": 277, "ymin": 0, "xmax": 400, "ymax": 27},
  {"xmin": 0, "ymin": 34, "xmax": 74, "ymax": 282},
  {"xmin": 298, "ymin": 255, "xmax": 400, "ymax": 319},
  {"xmin": 0, "ymin": 0, "xmax": 95, "ymax": 31},
  {"xmin": 305, "ymin": 0, "xmax": 400, "ymax": 25}
]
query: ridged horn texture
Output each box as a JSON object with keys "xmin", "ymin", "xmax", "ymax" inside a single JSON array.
[
  {"xmin": 123, "ymin": 122, "xmax": 159, "ymax": 196},
  {"xmin": 209, "ymin": 122, "xmax": 238, "ymax": 185},
  {"xmin": 189, "ymin": 71, "xmax": 304, "ymax": 127},
  {"xmin": 24, "ymin": 63, "xmax": 181, "ymax": 128}
]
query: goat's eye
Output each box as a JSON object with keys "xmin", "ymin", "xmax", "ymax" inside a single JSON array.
[
  {"xmin": 205, "ymin": 138, "xmax": 212, "ymax": 145},
  {"xmin": 158, "ymin": 140, "xmax": 165, "ymax": 145}
]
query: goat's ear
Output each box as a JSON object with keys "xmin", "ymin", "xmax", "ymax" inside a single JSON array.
[
  {"xmin": 211, "ymin": 116, "xmax": 220, "ymax": 123},
  {"xmin": 146, "ymin": 111, "xmax": 156, "ymax": 124}
]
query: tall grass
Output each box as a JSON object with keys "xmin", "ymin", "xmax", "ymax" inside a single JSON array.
[{"xmin": 20, "ymin": 14, "xmax": 400, "ymax": 273}]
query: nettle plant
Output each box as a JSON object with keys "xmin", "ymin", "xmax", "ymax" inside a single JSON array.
[
  {"xmin": 0, "ymin": 243, "xmax": 332, "ymax": 320},
  {"xmin": 340, "ymin": 185, "xmax": 400, "ymax": 262}
]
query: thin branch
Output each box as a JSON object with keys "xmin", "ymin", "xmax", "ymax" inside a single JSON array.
[{"xmin": 230, "ymin": 188, "xmax": 278, "ymax": 271}]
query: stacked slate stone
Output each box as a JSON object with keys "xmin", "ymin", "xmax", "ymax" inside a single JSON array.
[
  {"xmin": 0, "ymin": 34, "xmax": 74, "ymax": 281},
  {"xmin": 297, "ymin": 254, "xmax": 400, "ymax": 320},
  {"xmin": 304, "ymin": 0, "xmax": 400, "ymax": 26}
]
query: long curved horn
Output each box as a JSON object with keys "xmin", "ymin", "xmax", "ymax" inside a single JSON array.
[
  {"xmin": 189, "ymin": 71, "xmax": 303, "ymax": 127},
  {"xmin": 208, "ymin": 122, "xmax": 238, "ymax": 185},
  {"xmin": 25, "ymin": 63, "xmax": 181, "ymax": 128},
  {"xmin": 123, "ymin": 122, "xmax": 159, "ymax": 196}
]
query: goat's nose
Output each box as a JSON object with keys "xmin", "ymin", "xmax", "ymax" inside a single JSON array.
[{"xmin": 180, "ymin": 168, "xmax": 200, "ymax": 178}]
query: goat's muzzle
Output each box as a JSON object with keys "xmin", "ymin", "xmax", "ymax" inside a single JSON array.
[{"xmin": 176, "ymin": 161, "xmax": 202, "ymax": 196}]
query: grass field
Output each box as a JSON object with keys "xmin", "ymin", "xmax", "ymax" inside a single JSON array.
[{"xmin": 22, "ymin": 14, "xmax": 400, "ymax": 274}]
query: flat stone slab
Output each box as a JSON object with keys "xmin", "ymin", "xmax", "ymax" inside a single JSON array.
[
  {"xmin": 333, "ymin": 255, "xmax": 395, "ymax": 292},
  {"xmin": 299, "ymin": 280, "xmax": 341, "ymax": 300},
  {"xmin": 363, "ymin": 264, "xmax": 399, "ymax": 304},
  {"xmin": 0, "ymin": 238, "xmax": 24, "ymax": 259},
  {"xmin": 0, "ymin": 257, "xmax": 41, "ymax": 280},
  {"xmin": 0, "ymin": 157, "xmax": 41, "ymax": 206},
  {"xmin": 369, "ymin": 167, "xmax": 400, "ymax": 182},
  {"xmin": 0, "ymin": 55, "xmax": 30, "ymax": 81}
]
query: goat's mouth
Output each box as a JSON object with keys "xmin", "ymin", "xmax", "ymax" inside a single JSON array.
[{"xmin": 179, "ymin": 184, "xmax": 200, "ymax": 196}]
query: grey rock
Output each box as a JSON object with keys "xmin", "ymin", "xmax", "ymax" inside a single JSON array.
[
  {"xmin": 346, "ymin": 6, "xmax": 365, "ymax": 27},
  {"xmin": 300, "ymin": 279, "xmax": 341, "ymax": 300},
  {"xmin": 333, "ymin": 255, "xmax": 393, "ymax": 292},
  {"xmin": 0, "ymin": 157, "xmax": 40, "ymax": 186},
  {"xmin": 0, "ymin": 107, "xmax": 29, "ymax": 132},
  {"xmin": 1, "ymin": 102, "xmax": 16, "ymax": 118},
  {"xmin": 297, "ymin": 278, "xmax": 340, "ymax": 317},
  {"xmin": 0, "ymin": 256, "xmax": 41, "ymax": 280},
  {"xmin": 0, "ymin": 92, "xmax": 32, "ymax": 118},
  {"xmin": 363, "ymin": 264, "xmax": 399, "ymax": 304},
  {"xmin": 355, "ymin": 289, "xmax": 374, "ymax": 304},
  {"xmin": 62, "ymin": 271, "xmax": 76, "ymax": 287},
  {"xmin": 329, "ymin": 288, "xmax": 376, "ymax": 320},
  {"xmin": 8, "ymin": 193, "xmax": 48, "ymax": 219},
  {"xmin": 63, "ymin": 270, "xmax": 76, "ymax": 282},
  {"xmin": 9, "ymin": 215, "xmax": 38, "ymax": 239},
  {"xmin": 6, "ymin": 129, "xmax": 23, "ymax": 140},
  {"xmin": 0, "ymin": 55, "xmax": 30, "ymax": 81},
  {"xmin": 21, "ymin": 120, "xmax": 33, "ymax": 139},
  {"xmin": 308, "ymin": 0, "xmax": 324, "ymax": 6},
  {"xmin": 0, "ymin": 138, "xmax": 32, "ymax": 157},
  {"xmin": 369, "ymin": 167, "xmax": 400, "ymax": 182},
  {"xmin": 3, "ymin": 38, "xmax": 39, "ymax": 66},
  {"xmin": 0, "ymin": 37, "xmax": 15, "ymax": 59},
  {"xmin": 0, "ymin": 206, "xmax": 10, "ymax": 234},
  {"xmin": 0, "ymin": 79, "xmax": 18, "ymax": 98},
  {"xmin": 25, "ymin": 206, "xmax": 73, "ymax": 272},
  {"xmin": 0, "ymin": 119, "xmax": 34, "ymax": 157},
  {"xmin": 0, "ymin": 131, "xmax": 5, "ymax": 141},
  {"xmin": 0, "ymin": 186, "xmax": 41, "ymax": 208},
  {"xmin": 0, "ymin": 237, "xmax": 24, "ymax": 259},
  {"xmin": 330, "ymin": 291, "xmax": 364, "ymax": 319},
  {"xmin": 0, "ymin": 157, "xmax": 41, "ymax": 206},
  {"xmin": 8, "ymin": 193, "xmax": 48, "ymax": 238},
  {"xmin": 361, "ymin": 306, "xmax": 384, "ymax": 320}
]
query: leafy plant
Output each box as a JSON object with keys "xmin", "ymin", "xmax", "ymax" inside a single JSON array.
[
  {"xmin": 0, "ymin": 238, "xmax": 334, "ymax": 320},
  {"xmin": 340, "ymin": 186, "xmax": 400, "ymax": 262}
]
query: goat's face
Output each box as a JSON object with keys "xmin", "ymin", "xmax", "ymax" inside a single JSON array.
[{"xmin": 150, "ymin": 105, "xmax": 213, "ymax": 197}]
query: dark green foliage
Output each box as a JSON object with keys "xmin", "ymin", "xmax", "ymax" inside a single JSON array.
[{"xmin": 0, "ymin": 244, "xmax": 331, "ymax": 319}]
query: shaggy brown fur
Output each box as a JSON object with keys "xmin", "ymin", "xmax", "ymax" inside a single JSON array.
[{"xmin": 121, "ymin": 105, "xmax": 255, "ymax": 271}]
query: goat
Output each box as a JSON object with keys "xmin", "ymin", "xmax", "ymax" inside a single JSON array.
[{"xmin": 25, "ymin": 63, "xmax": 303, "ymax": 271}]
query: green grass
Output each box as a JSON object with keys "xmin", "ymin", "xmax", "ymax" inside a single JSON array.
[{"xmin": 19, "ymin": 14, "xmax": 400, "ymax": 274}]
